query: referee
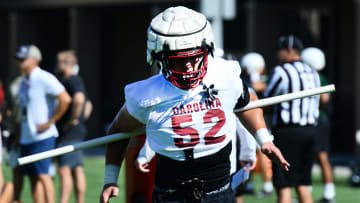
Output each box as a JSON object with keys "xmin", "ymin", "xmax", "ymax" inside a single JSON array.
[{"xmin": 264, "ymin": 35, "xmax": 320, "ymax": 203}]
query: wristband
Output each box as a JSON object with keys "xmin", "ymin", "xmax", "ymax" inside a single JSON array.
[
  {"xmin": 254, "ymin": 128, "xmax": 274, "ymax": 146},
  {"xmin": 104, "ymin": 164, "xmax": 120, "ymax": 185},
  {"xmin": 137, "ymin": 157, "xmax": 148, "ymax": 165}
]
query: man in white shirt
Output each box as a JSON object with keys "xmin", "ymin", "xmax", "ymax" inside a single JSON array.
[{"xmin": 16, "ymin": 44, "xmax": 71, "ymax": 203}]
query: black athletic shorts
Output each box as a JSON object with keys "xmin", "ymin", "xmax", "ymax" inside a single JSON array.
[
  {"xmin": 56, "ymin": 139, "xmax": 83, "ymax": 168},
  {"xmin": 272, "ymin": 126, "xmax": 316, "ymax": 188},
  {"xmin": 152, "ymin": 142, "xmax": 235, "ymax": 202},
  {"xmin": 56, "ymin": 124, "xmax": 86, "ymax": 168},
  {"xmin": 314, "ymin": 120, "xmax": 331, "ymax": 153}
]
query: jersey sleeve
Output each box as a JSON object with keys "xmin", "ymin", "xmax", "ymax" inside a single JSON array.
[
  {"xmin": 227, "ymin": 60, "xmax": 242, "ymax": 77},
  {"xmin": 235, "ymin": 117, "xmax": 257, "ymax": 162},
  {"xmin": 217, "ymin": 58, "xmax": 249, "ymax": 109},
  {"xmin": 42, "ymin": 71, "xmax": 65, "ymax": 96},
  {"xmin": 137, "ymin": 138, "xmax": 156, "ymax": 164},
  {"xmin": 124, "ymin": 83, "xmax": 148, "ymax": 124}
]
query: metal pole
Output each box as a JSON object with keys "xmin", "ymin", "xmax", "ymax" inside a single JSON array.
[{"xmin": 18, "ymin": 84, "xmax": 335, "ymax": 166}]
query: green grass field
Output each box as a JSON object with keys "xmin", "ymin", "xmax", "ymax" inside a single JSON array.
[{"xmin": 3, "ymin": 156, "xmax": 360, "ymax": 203}]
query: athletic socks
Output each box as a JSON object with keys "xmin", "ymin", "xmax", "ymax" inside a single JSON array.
[
  {"xmin": 323, "ymin": 183, "xmax": 335, "ymax": 200},
  {"xmin": 263, "ymin": 181, "xmax": 274, "ymax": 193}
]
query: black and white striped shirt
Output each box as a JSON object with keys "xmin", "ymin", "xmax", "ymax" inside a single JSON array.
[{"xmin": 264, "ymin": 61, "xmax": 321, "ymax": 127}]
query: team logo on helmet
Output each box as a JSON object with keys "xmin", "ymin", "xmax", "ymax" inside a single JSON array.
[{"xmin": 146, "ymin": 6, "xmax": 214, "ymax": 89}]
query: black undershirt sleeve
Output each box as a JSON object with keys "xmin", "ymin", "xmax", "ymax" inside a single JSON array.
[{"xmin": 234, "ymin": 80, "xmax": 250, "ymax": 109}]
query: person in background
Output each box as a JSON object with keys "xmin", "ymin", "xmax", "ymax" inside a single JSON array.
[
  {"xmin": 241, "ymin": 53, "xmax": 267, "ymax": 94},
  {"xmin": 0, "ymin": 80, "xmax": 5, "ymax": 191},
  {"xmin": 55, "ymin": 50, "xmax": 91, "ymax": 203},
  {"xmin": 4, "ymin": 74, "xmax": 24, "ymax": 203},
  {"xmin": 264, "ymin": 35, "xmax": 320, "ymax": 203},
  {"xmin": 241, "ymin": 52, "xmax": 274, "ymax": 197},
  {"xmin": 301, "ymin": 47, "xmax": 335, "ymax": 203},
  {"xmin": 16, "ymin": 44, "xmax": 71, "ymax": 203}
]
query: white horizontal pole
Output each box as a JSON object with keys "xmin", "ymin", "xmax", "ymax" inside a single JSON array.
[
  {"xmin": 235, "ymin": 84, "xmax": 335, "ymax": 112},
  {"xmin": 18, "ymin": 84, "xmax": 335, "ymax": 166},
  {"xmin": 18, "ymin": 127, "xmax": 146, "ymax": 166}
]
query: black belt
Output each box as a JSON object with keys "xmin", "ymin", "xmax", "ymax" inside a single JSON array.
[{"xmin": 154, "ymin": 179, "xmax": 230, "ymax": 202}]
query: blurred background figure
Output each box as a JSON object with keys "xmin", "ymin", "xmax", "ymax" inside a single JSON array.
[
  {"xmin": 55, "ymin": 50, "xmax": 92, "ymax": 203},
  {"xmin": 302, "ymin": 47, "xmax": 336, "ymax": 202},
  {"xmin": 0, "ymin": 80, "xmax": 13, "ymax": 203},
  {"xmin": 264, "ymin": 35, "xmax": 320, "ymax": 203},
  {"xmin": 0, "ymin": 80, "xmax": 4, "ymax": 113},
  {"xmin": 233, "ymin": 117, "xmax": 257, "ymax": 203},
  {"xmin": 241, "ymin": 52, "xmax": 267, "ymax": 94},
  {"xmin": 16, "ymin": 44, "xmax": 71, "ymax": 203},
  {"xmin": 240, "ymin": 52, "xmax": 274, "ymax": 197},
  {"xmin": 4, "ymin": 73, "xmax": 25, "ymax": 203},
  {"xmin": 0, "ymin": 80, "xmax": 5, "ymax": 191}
]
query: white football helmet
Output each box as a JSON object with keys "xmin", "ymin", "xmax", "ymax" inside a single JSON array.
[
  {"xmin": 240, "ymin": 52, "xmax": 265, "ymax": 74},
  {"xmin": 147, "ymin": 6, "xmax": 215, "ymax": 89},
  {"xmin": 301, "ymin": 47, "xmax": 325, "ymax": 71}
]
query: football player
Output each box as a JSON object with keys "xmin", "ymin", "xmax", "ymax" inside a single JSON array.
[{"xmin": 100, "ymin": 6, "xmax": 289, "ymax": 203}]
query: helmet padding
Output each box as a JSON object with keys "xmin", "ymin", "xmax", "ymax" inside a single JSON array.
[{"xmin": 146, "ymin": 6, "xmax": 215, "ymax": 89}]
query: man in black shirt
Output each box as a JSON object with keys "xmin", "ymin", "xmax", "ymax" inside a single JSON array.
[{"xmin": 56, "ymin": 50, "xmax": 91, "ymax": 203}]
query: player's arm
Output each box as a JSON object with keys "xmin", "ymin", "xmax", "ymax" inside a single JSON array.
[
  {"xmin": 236, "ymin": 93, "xmax": 290, "ymax": 171},
  {"xmin": 100, "ymin": 104, "xmax": 144, "ymax": 203},
  {"xmin": 37, "ymin": 91, "xmax": 71, "ymax": 133}
]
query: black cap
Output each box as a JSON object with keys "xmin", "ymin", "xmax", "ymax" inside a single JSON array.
[{"xmin": 277, "ymin": 35, "xmax": 304, "ymax": 51}]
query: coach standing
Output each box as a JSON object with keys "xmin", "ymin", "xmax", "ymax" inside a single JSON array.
[
  {"xmin": 16, "ymin": 45, "xmax": 71, "ymax": 203},
  {"xmin": 56, "ymin": 50, "xmax": 90, "ymax": 203},
  {"xmin": 264, "ymin": 35, "xmax": 320, "ymax": 203}
]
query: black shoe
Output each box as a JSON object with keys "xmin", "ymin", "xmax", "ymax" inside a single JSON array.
[{"xmin": 318, "ymin": 198, "xmax": 336, "ymax": 203}]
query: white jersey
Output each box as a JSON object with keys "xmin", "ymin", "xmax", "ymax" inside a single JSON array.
[
  {"xmin": 125, "ymin": 57, "xmax": 246, "ymax": 161},
  {"xmin": 136, "ymin": 117, "xmax": 257, "ymax": 170}
]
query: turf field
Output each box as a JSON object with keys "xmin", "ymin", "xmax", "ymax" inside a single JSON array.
[{"xmin": 3, "ymin": 156, "xmax": 360, "ymax": 203}]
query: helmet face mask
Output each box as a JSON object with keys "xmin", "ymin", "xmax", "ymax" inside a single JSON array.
[
  {"xmin": 147, "ymin": 6, "xmax": 215, "ymax": 90},
  {"xmin": 163, "ymin": 47, "xmax": 208, "ymax": 89}
]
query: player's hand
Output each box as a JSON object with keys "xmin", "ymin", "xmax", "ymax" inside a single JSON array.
[
  {"xmin": 100, "ymin": 183, "xmax": 119, "ymax": 203},
  {"xmin": 261, "ymin": 142, "xmax": 290, "ymax": 171},
  {"xmin": 37, "ymin": 122, "xmax": 52, "ymax": 133},
  {"xmin": 135, "ymin": 160, "xmax": 150, "ymax": 173},
  {"xmin": 240, "ymin": 160, "xmax": 256, "ymax": 171}
]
